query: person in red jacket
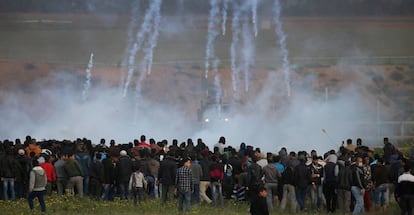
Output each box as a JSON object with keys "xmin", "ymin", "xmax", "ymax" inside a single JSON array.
[{"xmin": 38, "ymin": 156, "xmax": 56, "ymax": 195}]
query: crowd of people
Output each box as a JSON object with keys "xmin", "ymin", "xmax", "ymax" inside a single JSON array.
[{"xmin": 0, "ymin": 135, "xmax": 414, "ymax": 214}]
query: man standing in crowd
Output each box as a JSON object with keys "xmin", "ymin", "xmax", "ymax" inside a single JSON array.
[
  {"xmin": 199, "ymin": 153, "xmax": 213, "ymax": 204},
  {"xmin": 262, "ymin": 155, "xmax": 281, "ymax": 211},
  {"xmin": 116, "ymin": 150, "xmax": 133, "ymax": 200},
  {"xmin": 210, "ymin": 155, "xmax": 224, "ymax": 207},
  {"xmin": 323, "ymin": 153, "xmax": 339, "ymax": 213},
  {"xmin": 280, "ymin": 158, "xmax": 297, "ymax": 213},
  {"xmin": 158, "ymin": 151, "xmax": 177, "ymax": 203},
  {"xmin": 38, "ymin": 155, "xmax": 56, "ymax": 195},
  {"xmin": 0, "ymin": 148, "xmax": 18, "ymax": 201},
  {"xmin": 27, "ymin": 159, "xmax": 47, "ymax": 213},
  {"xmin": 89, "ymin": 152, "xmax": 104, "ymax": 201},
  {"xmin": 351, "ymin": 156, "xmax": 366, "ymax": 214},
  {"xmin": 309, "ymin": 155, "xmax": 323, "ymax": 212},
  {"xmin": 175, "ymin": 158, "xmax": 193, "ymax": 213},
  {"xmin": 64, "ymin": 153, "xmax": 84, "ymax": 197},
  {"xmin": 395, "ymin": 164, "xmax": 414, "ymax": 215},
  {"xmin": 383, "ymin": 137, "xmax": 395, "ymax": 162},
  {"xmin": 190, "ymin": 155, "xmax": 202, "ymax": 204},
  {"xmin": 372, "ymin": 158, "xmax": 389, "ymax": 213},
  {"xmin": 295, "ymin": 155, "xmax": 312, "ymax": 212},
  {"xmin": 337, "ymin": 159, "xmax": 353, "ymax": 214},
  {"xmin": 54, "ymin": 153, "xmax": 67, "ymax": 196}
]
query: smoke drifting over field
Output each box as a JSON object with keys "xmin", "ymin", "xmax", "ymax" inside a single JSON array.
[{"xmin": 0, "ymin": 0, "xmax": 393, "ymax": 154}]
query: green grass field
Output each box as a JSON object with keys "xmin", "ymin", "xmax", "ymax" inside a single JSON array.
[{"xmin": 0, "ymin": 194, "xmax": 402, "ymax": 215}]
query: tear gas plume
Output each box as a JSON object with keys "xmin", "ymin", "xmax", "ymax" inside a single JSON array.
[
  {"xmin": 123, "ymin": 0, "xmax": 163, "ymax": 98},
  {"xmin": 274, "ymin": 0, "xmax": 291, "ymax": 97},
  {"xmin": 251, "ymin": 0, "xmax": 259, "ymax": 37},
  {"xmin": 221, "ymin": 0, "xmax": 229, "ymax": 36},
  {"xmin": 0, "ymin": 0, "xmax": 394, "ymax": 155},
  {"xmin": 204, "ymin": 0, "xmax": 221, "ymax": 79},
  {"xmin": 142, "ymin": 0, "xmax": 162, "ymax": 75},
  {"xmin": 241, "ymin": 20, "xmax": 255, "ymax": 92},
  {"xmin": 119, "ymin": 0, "xmax": 140, "ymax": 87},
  {"xmin": 82, "ymin": 52, "xmax": 94, "ymax": 101}
]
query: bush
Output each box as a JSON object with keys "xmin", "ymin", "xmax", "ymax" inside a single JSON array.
[{"xmin": 390, "ymin": 71, "xmax": 405, "ymax": 82}]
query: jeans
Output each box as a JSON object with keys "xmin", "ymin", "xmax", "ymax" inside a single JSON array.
[
  {"xmin": 83, "ymin": 176, "xmax": 90, "ymax": 196},
  {"xmin": 374, "ymin": 183, "xmax": 387, "ymax": 206},
  {"xmin": 56, "ymin": 178, "xmax": 67, "ymax": 196},
  {"xmin": 211, "ymin": 181, "xmax": 224, "ymax": 207},
  {"xmin": 178, "ymin": 191, "xmax": 191, "ymax": 212},
  {"xmin": 145, "ymin": 176, "xmax": 155, "ymax": 198},
  {"xmin": 118, "ymin": 183, "xmax": 128, "ymax": 200},
  {"xmin": 310, "ymin": 184, "xmax": 323, "ymax": 210},
  {"xmin": 199, "ymin": 181, "xmax": 212, "ymax": 203},
  {"xmin": 351, "ymin": 186, "xmax": 364, "ymax": 214},
  {"xmin": 265, "ymin": 183, "xmax": 278, "ymax": 210},
  {"xmin": 27, "ymin": 190, "xmax": 46, "ymax": 212},
  {"xmin": 280, "ymin": 184, "xmax": 297, "ymax": 213},
  {"xmin": 296, "ymin": 187, "xmax": 307, "ymax": 211},
  {"xmin": 103, "ymin": 184, "xmax": 114, "ymax": 201},
  {"xmin": 3, "ymin": 178, "xmax": 15, "ymax": 201},
  {"xmin": 192, "ymin": 184, "xmax": 200, "ymax": 204}
]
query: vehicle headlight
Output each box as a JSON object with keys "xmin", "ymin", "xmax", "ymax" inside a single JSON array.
[
  {"xmin": 224, "ymin": 118, "xmax": 229, "ymax": 122},
  {"xmin": 204, "ymin": 118, "xmax": 210, "ymax": 123}
]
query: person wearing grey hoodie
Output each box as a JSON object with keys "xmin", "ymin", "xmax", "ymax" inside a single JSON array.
[{"xmin": 27, "ymin": 159, "xmax": 47, "ymax": 213}]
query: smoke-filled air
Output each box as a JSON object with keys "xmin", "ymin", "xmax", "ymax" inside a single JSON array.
[{"xmin": 2, "ymin": 0, "xmax": 409, "ymax": 154}]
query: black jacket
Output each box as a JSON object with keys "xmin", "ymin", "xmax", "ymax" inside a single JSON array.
[
  {"xmin": 116, "ymin": 156, "xmax": 133, "ymax": 184},
  {"xmin": 199, "ymin": 158, "xmax": 213, "ymax": 181},
  {"xmin": 102, "ymin": 158, "xmax": 115, "ymax": 184},
  {"xmin": 250, "ymin": 195, "xmax": 269, "ymax": 215},
  {"xmin": 89, "ymin": 160, "xmax": 104, "ymax": 183},
  {"xmin": 352, "ymin": 165, "xmax": 365, "ymax": 189},
  {"xmin": 247, "ymin": 162, "xmax": 263, "ymax": 188},
  {"xmin": 338, "ymin": 164, "xmax": 353, "ymax": 190},
  {"xmin": 282, "ymin": 166, "xmax": 295, "ymax": 186},
  {"xmin": 0, "ymin": 154, "xmax": 19, "ymax": 178},
  {"xmin": 158, "ymin": 156, "xmax": 177, "ymax": 185},
  {"xmin": 294, "ymin": 162, "xmax": 311, "ymax": 189}
]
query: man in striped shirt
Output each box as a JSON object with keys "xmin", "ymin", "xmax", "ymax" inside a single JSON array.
[{"xmin": 176, "ymin": 158, "xmax": 193, "ymax": 212}]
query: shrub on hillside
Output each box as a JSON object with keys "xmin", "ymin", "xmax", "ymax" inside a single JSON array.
[{"xmin": 390, "ymin": 71, "xmax": 404, "ymax": 82}]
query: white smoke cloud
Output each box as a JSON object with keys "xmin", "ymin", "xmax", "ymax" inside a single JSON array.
[{"xmin": 0, "ymin": 0, "xmax": 394, "ymax": 156}]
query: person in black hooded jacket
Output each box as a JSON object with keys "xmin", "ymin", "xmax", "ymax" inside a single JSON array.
[
  {"xmin": 250, "ymin": 185, "xmax": 269, "ymax": 215},
  {"xmin": 158, "ymin": 152, "xmax": 177, "ymax": 202},
  {"xmin": 116, "ymin": 150, "xmax": 133, "ymax": 200}
]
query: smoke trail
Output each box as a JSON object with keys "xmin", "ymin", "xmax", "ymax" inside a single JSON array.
[
  {"xmin": 204, "ymin": 0, "xmax": 221, "ymax": 79},
  {"xmin": 213, "ymin": 59, "xmax": 222, "ymax": 117},
  {"xmin": 230, "ymin": 1, "xmax": 251, "ymax": 92},
  {"xmin": 123, "ymin": 0, "xmax": 162, "ymax": 97},
  {"xmin": 251, "ymin": 0, "xmax": 259, "ymax": 37},
  {"xmin": 242, "ymin": 20, "xmax": 255, "ymax": 92},
  {"xmin": 82, "ymin": 52, "xmax": 94, "ymax": 101},
  {"xmin": 143, "ymin": 0, "xmax": 162, "ymax": 75},
  {"xmin": 120, "ymin": 0, "xmax": 140, "ymax": 89},
  {"xmin": 274, "ymin": 0, "xmax": 291, "ymax": 97},
  {"xmin": 221, "ymin": 0, "xmax": 229, "ymax": 36},
  {"xmin": 230, "ymin": 2, "xmax": 241, "ymax": 92}
]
